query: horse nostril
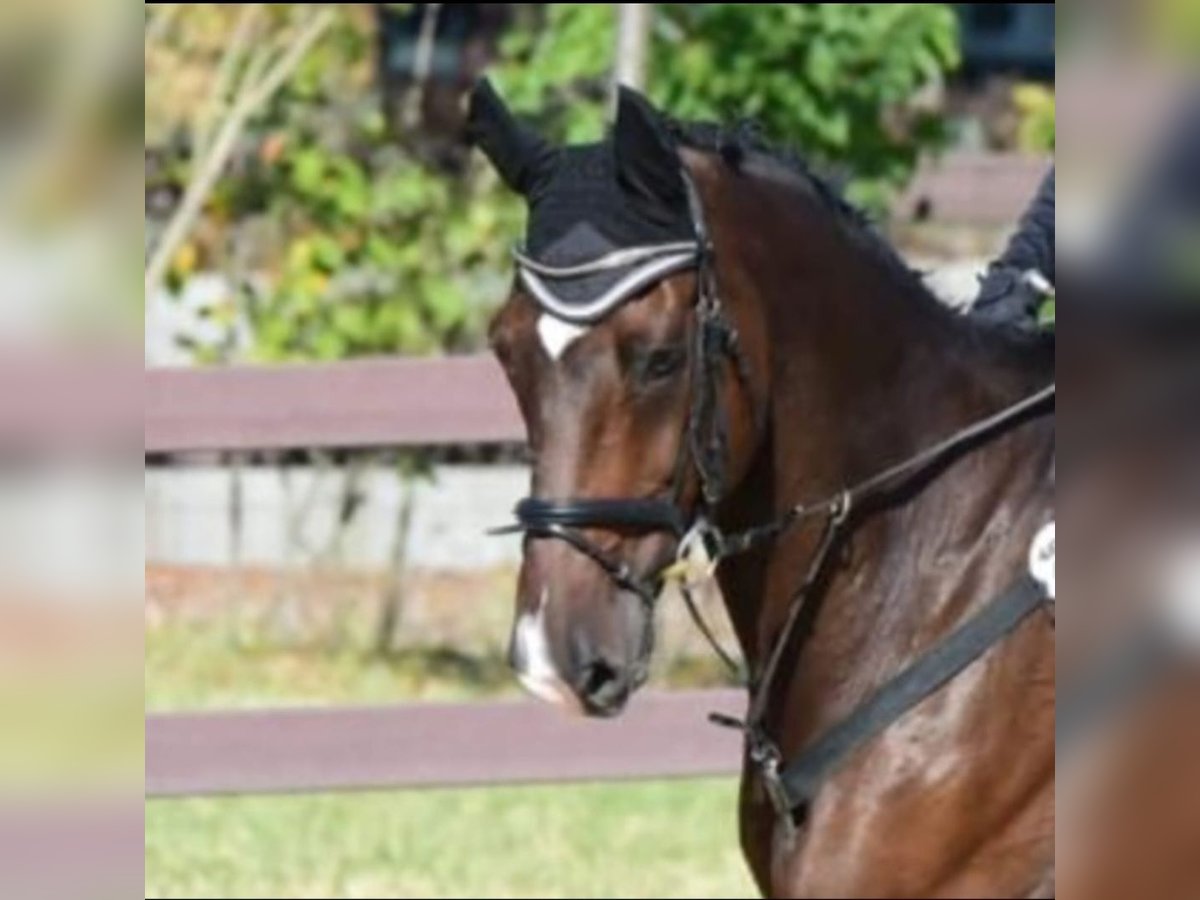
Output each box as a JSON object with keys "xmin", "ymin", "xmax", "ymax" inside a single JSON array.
[
  {"xmin": 582, "ymin": 658, "xmax": 618, "ymax": 697},
  {"xmin": 578, "ymin": 657, "xmax": 629, "ymax": 714}
]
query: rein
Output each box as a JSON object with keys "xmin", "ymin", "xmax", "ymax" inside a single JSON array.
[{"xmin": 495, "ymin": 169, "xmax": 1055, "ymax": 827}]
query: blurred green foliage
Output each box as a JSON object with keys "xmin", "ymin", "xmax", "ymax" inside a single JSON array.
[
  {"xmin": 1147, "ymin": 0, "xmax": 1200, "ymax": 56},
  {"xmin": 498, "ymin": 4, "xmax": 959, "ymax": 209},
  {"xmin": 1013, "ymin": 83, "xmax": 1055, "ymax": 153},
  {"xmin": 233, "ymin": 116, "xmax": 521, "ymax": 362},
  {"xmin": 1038, "ymin": 296, "xmax": 1055, "ymax": 329},
  {"xmin": 154, "ymin": 4, "xmax": 961, "ymax": 362},
  {"xmin": 155, "ymin": 5, "xmax": 523, "ymax": 363}
]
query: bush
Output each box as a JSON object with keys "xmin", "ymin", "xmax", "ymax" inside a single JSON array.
[
  {"xmin": 497, "ymin": 4, "xmax": 960, "ymax": 209},
  {"xmin": 150, "ymin": 4, "xmax": 961, "ymax": 362},
  {"xmin": 1013, "ymin": 83, "xmax": 1055, "ymax": 153}
]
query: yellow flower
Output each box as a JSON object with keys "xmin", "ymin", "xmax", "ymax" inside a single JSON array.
[
  {"xmin": 172, "ymin": 242, "xmax": 198, "ymax": 276},
  {"xmin": 305, "ymin": 272, "xmax": 330, "ymax": 296}
]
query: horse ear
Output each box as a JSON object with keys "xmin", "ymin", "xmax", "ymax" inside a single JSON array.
[
  {"xmin": 614, "ymin": 86, "xmax": 684, "ymax": 206},
  {"xmin": 466, "ymin": 79, "xmax": 556, "ymax": 196}
]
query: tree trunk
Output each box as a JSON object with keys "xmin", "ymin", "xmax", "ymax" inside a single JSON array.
[
  {"xmin": 374, "ymin": 471, "xmax": 417, "ymax": 656},
  {"xmin": 613, "ymin": 4, "xmax": 651, "ymax": 99}
]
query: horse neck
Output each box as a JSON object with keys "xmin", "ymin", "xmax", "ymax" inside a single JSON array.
[{"xmin": 706, "ymin": 163, "xmax": 1050, "ymax": 665}]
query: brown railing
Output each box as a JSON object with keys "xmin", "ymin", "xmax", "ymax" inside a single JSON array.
[
  {"xmin": 147, "ymin": 691, "xmax": 744, "ymax": 797},
  {"xmin": 145, "ymin": 355, "xmax": 523, "ymax": 453}
]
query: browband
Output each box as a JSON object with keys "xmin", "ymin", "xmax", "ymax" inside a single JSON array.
[
  {"xmin": 513, "ymin": 243, "xmax": 700, "ymax": 324},
  {"xmin": 513, "ymin": 241, "xmax": 699, "ymax": 277}
]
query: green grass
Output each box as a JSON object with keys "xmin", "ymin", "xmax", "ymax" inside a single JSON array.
[
  {"xmin": 145, "ymin": 620, "xmax": 520, "ymax": 711},
  {"xmin": 145, "ymin": 618, "xmax": 734, "ymax": 712},
  {"xmin": 146, "ymin": 780, "xmax": 756, "ymax": 899}
]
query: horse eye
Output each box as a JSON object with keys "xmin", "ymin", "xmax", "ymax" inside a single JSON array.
[{"xmin": 641, "ymin": 346, "xmax": 686, "ymax": 382}]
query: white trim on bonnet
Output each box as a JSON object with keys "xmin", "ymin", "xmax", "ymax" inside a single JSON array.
[
  {"xmin": 513, "ymin": 241, "xmax": 699, "ymax": 277},
  {"xmin": 516, "ymin": 251, "xmax": 698, "ymax": 323}
]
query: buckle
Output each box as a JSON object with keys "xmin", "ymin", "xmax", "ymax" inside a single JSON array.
[
  {"xmin": 660, "ymin": 517, "xmax": 723, "ymax": 588},
  {"xmin": 749, "ymin": 735, "xmax": 798, "ymax": 840}
]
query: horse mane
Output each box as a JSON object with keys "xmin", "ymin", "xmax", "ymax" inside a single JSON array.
[{"xmin": 664, "ymin": 117, "xmax": 1053, "ymax": 366}]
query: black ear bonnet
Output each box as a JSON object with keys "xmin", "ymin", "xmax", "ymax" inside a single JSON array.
[{"xmin": 468, "ymin": 81, "xmax": 700, "ymax": 322}]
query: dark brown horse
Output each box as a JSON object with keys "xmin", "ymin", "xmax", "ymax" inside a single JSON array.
[{"xmin": 474, "ymin": 82, "xmax": 1055, "ymax": 897}]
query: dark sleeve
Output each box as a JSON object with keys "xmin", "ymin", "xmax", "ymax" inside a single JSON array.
[
  {"xmin": 993, "ymin": 168, "xmax": 1054, "ymax": 277},
  {"xmin": 972, "ymin": 167, "xmax": 1054, "ymax": 326}
]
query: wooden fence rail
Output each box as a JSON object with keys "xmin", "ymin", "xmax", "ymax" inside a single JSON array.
[
  {"xmin": 146, "ymin": 354, "xmax": 523, "ymax": 453},
  {"xmin": 146, "ymin": 690, "xmax": 744, "ymax": 797}
]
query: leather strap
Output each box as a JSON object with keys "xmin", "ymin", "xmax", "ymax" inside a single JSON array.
[
  {"xmin": 779, "ymin": 573, "xmax": 1047, "ymax": 809},
  {"xmin": 501, "ymin": 496, "xmax": 688, "ymax": 536}
]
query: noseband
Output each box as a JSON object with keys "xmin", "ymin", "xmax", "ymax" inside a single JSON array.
[{"xmin": 494, "ymin": 172, "xmax": 755, "ymax": 605}]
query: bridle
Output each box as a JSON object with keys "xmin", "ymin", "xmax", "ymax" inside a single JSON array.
[
  {"xmin": 494, "ymin": 167, "xmax": 1055, "ymax": 829},
  {"xmin": 494, "ymin": 171, "xmax": 756, "ymax": 614}
]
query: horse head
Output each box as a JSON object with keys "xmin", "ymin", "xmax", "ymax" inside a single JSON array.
[{"xmin": 473, "ymin": 80, "xmax": 763, "ymax": 714}]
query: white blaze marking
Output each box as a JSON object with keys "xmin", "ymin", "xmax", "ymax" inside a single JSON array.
[
  {"xmin": 513, "ymin": 589, "xmax": 579, "ymax": 710},
  {"xmin": 536, "ymin": 313, "xmax": 588, "ymax": 361}
]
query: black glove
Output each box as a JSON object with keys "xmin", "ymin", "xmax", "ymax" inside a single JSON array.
[{"xmin": 971, "ymin": 168, "xmax": 1054, "ymax": 331}]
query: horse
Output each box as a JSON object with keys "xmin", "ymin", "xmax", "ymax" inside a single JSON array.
[{"xmin": 471, "ymin": 80, "xmax": 1055, "ymax": 897}]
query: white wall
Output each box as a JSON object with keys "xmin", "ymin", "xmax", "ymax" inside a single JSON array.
[{"xmin": 145, "ymin": 464, "xmax": 528, "ymax": 571}]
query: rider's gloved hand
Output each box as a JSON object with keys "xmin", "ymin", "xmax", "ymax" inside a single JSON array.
[{"xmin": 970, "ymin": 168, "xmax": 1055, "ymax": 332}]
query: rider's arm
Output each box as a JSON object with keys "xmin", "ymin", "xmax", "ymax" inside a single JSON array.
[{"xmin": 971, "ymin": 167, "xmax": 1055, "ymax": 329}]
